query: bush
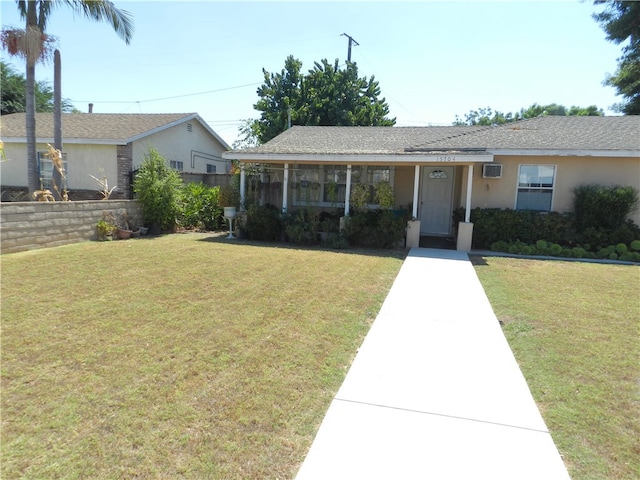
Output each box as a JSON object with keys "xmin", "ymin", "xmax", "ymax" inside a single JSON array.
[
  {"xmin": 284, "ymin": 207, "xmax": 320, "ymax": 245},
  {"xmin": 344, "ymin": 209, "xmax": 410, "ymax": 249},
  {"xmin": 133, "ymin": 147, "xmax": 183, "ymax": 232},
  {"xmin": 179, "ymin": 183, "xmax": 223, "ymax": 231},
  {"xmin": 457, "ymin": 208, "xmax": 574, "ymax": 249},
  {"xmin": 245, "ymin": 204, "xmax": 282, "ymax": 241},
  {"xmin": 572, "ymin": 184, "xmax": 638, "ymax": 231}
]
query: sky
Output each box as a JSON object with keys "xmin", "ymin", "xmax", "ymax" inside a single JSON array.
[{"xmin": 0, "ymin": 0, "xmax": 624, "ymax": 147}]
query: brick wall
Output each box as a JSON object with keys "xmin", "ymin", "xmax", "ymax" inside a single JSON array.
[
  {"xmin": 0, "ymin": 200, "xmax": 142, "ymax": 254},
  {"xmin": 117, "ymin": 143, "xmax": 133, "ymax": 199}
]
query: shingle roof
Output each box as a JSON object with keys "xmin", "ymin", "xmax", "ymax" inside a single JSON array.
[
  {"xmin": 0, "ymin": 112, "xmax": 208, "ymax": 143},
  {"xmin": 243, "ymin": 126, "xmax": 486, "ymax": 155},
  {"xmin": 234, "ymin": 116, "xmax": 639, "ymax": 156},
  {"xmin": 415, "ymin": 115, "xmax": 640, "ymax": 152}
]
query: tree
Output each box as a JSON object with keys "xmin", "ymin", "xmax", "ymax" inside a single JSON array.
[
  {"xmin": 1, "ymin": 61, "xmax": 75, "ymax": 114},
  {"xmin": 133, "ymin": 147, "xmax": 183, "ymax": 233},
  {"xmin": 1, "ymin": 1, "xmax": 133, "ymax": 195},
  {"xmin": 247, "ymin": 56, "xmax": 395, "ymax": 145},
  {"xmin": 453, "ymin": 103, "xmax": 603, "ymax": 126},
  {"xmin": 593, "ymin": 0, "xmax": 640, "ymax": 114}
]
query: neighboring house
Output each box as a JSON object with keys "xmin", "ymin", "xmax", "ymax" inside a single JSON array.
[
  {"xmin": 0, "ymin": 112, "xmax": 230, "ymax": 199},
  {"xmin": 224, "ymin": 116, "xmax": 640, "ymax": 250}
]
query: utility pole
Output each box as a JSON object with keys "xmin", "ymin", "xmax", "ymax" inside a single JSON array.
[{"xmin": 341, "ymin": 33, "xmax": 359, "ymax": 62}]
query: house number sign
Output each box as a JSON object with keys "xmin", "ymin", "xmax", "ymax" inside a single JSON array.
[{"xmin": 435, "ymin": 155, "xmax": 457, "ymax": 162}]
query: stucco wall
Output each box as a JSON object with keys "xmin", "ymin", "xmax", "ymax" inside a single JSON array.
[
  {"xmin": 394, "ymin": 166, "xmax": 415, "ymax": 208},
  {"xmin": 0, "ymin": 142, "xmax": 118, "ymax": 192},
  {"xmin": 0, "ymin": 200, "xmax": 142, "ymax": 255},
  {"xmin": 469, "ymin": 155, "xmax": 640, "ymax": 225},
  {"xmin": 131, "ymin": 122, "xmax": 230, "ymax": 174}
]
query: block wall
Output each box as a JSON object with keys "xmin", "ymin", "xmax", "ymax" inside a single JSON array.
[{"xmin": 0, "ymin": 200, "xmax": 142, "ymax": 254}]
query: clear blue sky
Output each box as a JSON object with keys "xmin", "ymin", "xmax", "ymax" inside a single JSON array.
[{"xmin": 0, "ymin": 0, "xmax": 623, "ymax": 146}]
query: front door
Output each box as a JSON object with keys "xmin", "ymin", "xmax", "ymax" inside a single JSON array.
[{"xmin": 420, "ymin": 166, "xmax": 454, "ymax": 235}]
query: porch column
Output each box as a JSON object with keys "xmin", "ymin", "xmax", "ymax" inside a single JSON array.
[
  {"xmin": 240, "ymin": 164, "xmax": 246, "ymax": 210},
  {"xmin": 405, "ymin": 165, "xmax": 422, "ymax": 248},
  {"xmin": 344, "ymin": 165, "xmax": 352, "ymax": 217},
  {"xmin": 457, "ymin": 164, "xmax": 474, "ymax": 251},
  {"xmin": 412, "ymin": 165, "xmax": 420, "ymax": 219},
  {"xmin": 465, "ymin": 164, "xmax": 473, "ymax": 222},
  {"xmin": 282, "ymin": 163, "xmax": 289, "ymax": 213}
]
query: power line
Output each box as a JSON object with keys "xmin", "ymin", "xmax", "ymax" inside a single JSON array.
[{"xmin": 71, "ymin": 82, "xmax": 260, "ymax": 105}]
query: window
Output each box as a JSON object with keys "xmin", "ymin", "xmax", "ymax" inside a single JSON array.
[
  {"xmin": 291, "ymin": 165, "xmax": 392, "ymax": 206},
  {"xmin": 516, "ymin": 165, "xmax": 556, "ymax": 211},
  {"xmin": 206, "ymin": 164, "xmax": 216, "ymax": 173},
  {"xmin": 170, "ymin": 160, "xmax": 184, "ymax": 171},
  {"xmin": 37, "ymin": 151, "xmax": 68, "ymax": 191}
]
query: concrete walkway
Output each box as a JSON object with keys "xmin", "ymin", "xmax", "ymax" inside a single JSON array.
[{"xmin": 296, "ymin": 248, "xmax": 570, "ymax": 479}]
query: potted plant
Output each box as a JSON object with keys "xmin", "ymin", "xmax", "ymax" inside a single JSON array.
[
  {"xmin": 219, "ymin": 183, "xmax": 240, "ymax": 219},
  {"xmin": 116, "ymin": 212, "xmax": 134, "ymax": 239},
  {"xmin": 96, "ymin": 212, "xmax": 117, "ymax": 241}
]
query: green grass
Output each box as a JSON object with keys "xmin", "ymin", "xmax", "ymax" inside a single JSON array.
[
  {"xmin": 472, "ymin": 256, "xmax": 640, "ymax": 480},
  {"xmin": 1, "ymin": 233, "xmax": 405, "ymax": 479},
  {"xmin": 3, "ymin": 236, "xmax": 638, "ymax": 479}
]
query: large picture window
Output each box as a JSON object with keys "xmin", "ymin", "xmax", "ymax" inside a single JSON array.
[
  {"xmin": 291, "ymin": 165, "xmax": 392, "ymax": 207},
  {"xmin": 37, "ymin": 151, "xmax": 68, "ymax": 191},
  {"xmin": 516, "ymin": 165, "xmax": 556, "ymax": 211}
]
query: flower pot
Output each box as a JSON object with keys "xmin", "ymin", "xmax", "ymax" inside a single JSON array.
[
  {"xmin": 223, "ymin": 206, "xmax": 237, "ymax": 219},
  {"xmin": 116, "ymin": 228, "xmax": 132, "ymax": 240}
]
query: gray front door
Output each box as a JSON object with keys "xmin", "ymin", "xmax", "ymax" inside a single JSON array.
[{"xmin": 420, "ymin": 166, "xmax": 454, "ymax": 235}]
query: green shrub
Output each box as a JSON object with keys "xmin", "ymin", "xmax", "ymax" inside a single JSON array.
[
  {"xmin": 490, "ymin": 241, "xmax": 509, "ymax": 252},
  {"xmin": 350, "ymin": 183, "xmax": 371, "ymax": 211},
  {"xmin": 133, "ymin": 147, "xmax": 183, "ymax": 232},
  {"xmin": 284, "ymin": 207, "xmax": 320, "ymax": 245},
  {"xmin": 549, "ymin": 243, "xmax": 563, "ymax": 256},
  {"xmin": 179, "ymin": 183, "xmax": 223, "ymax": 231},
  {"xmin": 536, "ymin": 239, "xmax": 548, "ymax": 251},
  {"xmin": 245, "ymin": 204, "xmax": 282, "ymax": 241},
  {"xmin": 620, "ymin": 252, "xmax": 634, "ymax": 262},
  {"xmin": 616, "ymin": 243, "xmax": 628, "ymax": 255},
  {"xmin": 521, "ymin": 245, "xmax": 534, "ymax": 255},
  {"xmin": 572, "ymin": 247, "xmax": 586, "ymax": 258},
  {"xmin": 631, "ymin": 240, "xmax": 640, "ymax": 251},
  {"xmin": 572, "ymin": 184, "xmax": 638, "ymax": 232},
  {"xmin": 458, "ymin": 208, "xmax": 574, "ymax": 249},
  {"xmin": 374, "ymin": 181, "xmax": 395, "ymax": 209},
  {"xmin": 318, "ymin": 210, "xmax": 341, "ymax": 233},
  {"xmin": 343, "ymin": 209, "xmax": 410, "ymax": 249}
]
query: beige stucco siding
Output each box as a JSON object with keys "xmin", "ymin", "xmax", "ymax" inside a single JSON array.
[
  {"xmin": 394, "ymin": 166, "xmax": 415, "ymax": 208},
  {"xmin": 470, "ymin": 155, "xmax": 640, "ymax": 225},
  {"xmin": 0, "ymin": 142, "xmax": 116, "ymax": 191},
  {"xmin": 131, "ymin": 122, "xmax": 229, "ymax": 173}
]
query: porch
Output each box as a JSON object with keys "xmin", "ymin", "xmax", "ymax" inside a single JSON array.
[{"xmin": 235, "ymin": 160, "xmax": 488, "ymax": 251}]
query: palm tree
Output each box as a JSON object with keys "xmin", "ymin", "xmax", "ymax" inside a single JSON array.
[{"xmin": 1, "ymin": 1, "xmax": 133, "ymax": 195}]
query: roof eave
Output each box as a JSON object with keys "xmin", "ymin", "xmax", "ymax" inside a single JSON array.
[{"xmin": 222, "ymin": 152, "xmax": 495, "ymax": 163}]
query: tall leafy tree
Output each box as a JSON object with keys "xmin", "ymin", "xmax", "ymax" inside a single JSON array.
[
  {"xmin": 246, "ymin": 56, "xmax": 395, "ymax": 145},
  {"xmin": 1, "ymin": 1, "xmax": 133, "ymax": 194},
  {"xmin": 453, "ymin": 103, "xmax": 603, "ymax": 126},
  {"xmin": 1, "ymin": 61, "xmax": 75, "ymax": 114},
  {"xmin": 593, "ymin": 0, "xmax": 640, "ymax": 114}
]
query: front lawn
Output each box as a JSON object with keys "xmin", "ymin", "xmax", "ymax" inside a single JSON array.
[
  {"xmin": 473, "ymin": 256, "xmax": 640, "ymax": 480},
  {"xmin": 1, "ymin": 234, "xmax": 404, "ymax": 479},
  {"xmin": 2, "ymin": 236, "xmax": 637, "ymax": 479}
]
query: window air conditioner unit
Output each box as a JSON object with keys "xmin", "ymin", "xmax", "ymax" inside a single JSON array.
[{"xmin": 482, "ymin": 164, "xmax": 502, "ymax": 178}]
